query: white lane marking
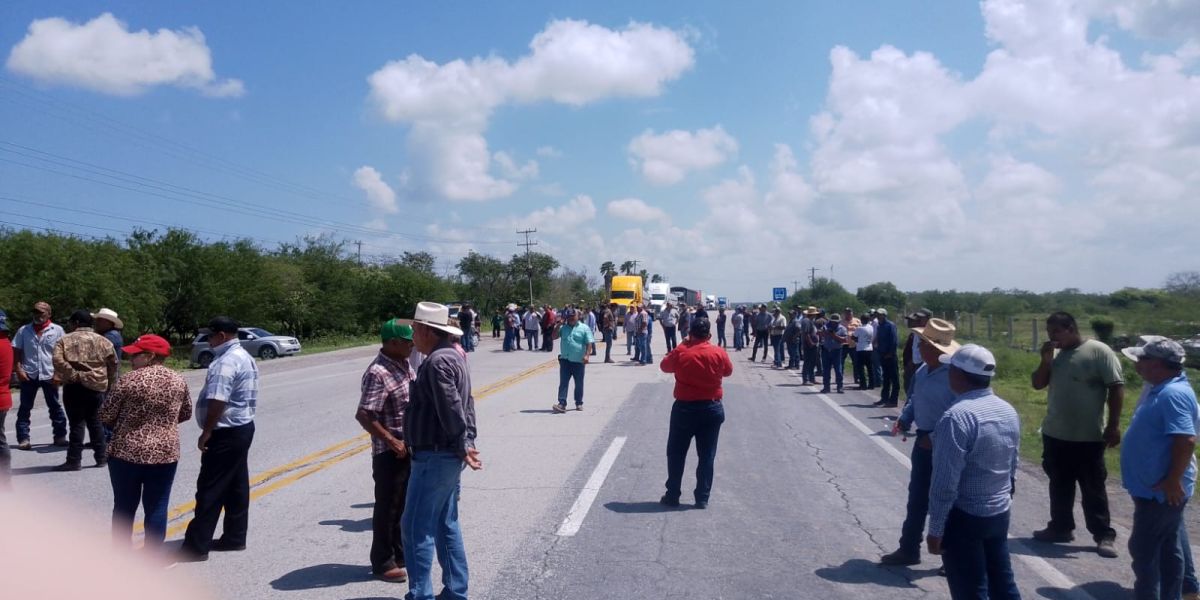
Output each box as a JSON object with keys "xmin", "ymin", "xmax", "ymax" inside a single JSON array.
[
  {"xmin": 814, "ymin": 392, "xmax": 1098, "ymax": 600},
  {"xmin": 556, "ymin": 436, "xmax": 627, "ymax": 537}
]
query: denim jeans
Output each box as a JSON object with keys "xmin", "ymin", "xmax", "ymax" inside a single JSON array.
[
  {"xmin": 603, "ymin": 328, "xmax": 614, "ymax": 362},
  {"xmin": 1041, "ymin": 434, "xmax": 1116, "ymax": 542},
  {"xmin": 663, "ymin": 325, "xmax": 677, "ymax": 352},
  {"xmin": 502, "ymin": 327, "xmax": 513, "ymax": 352},
  {"xmin": 771, "ymin": 334, "xmax": 784, "ymax": 367},
  {"xmin": 821, "ymin": 346, "xmax": 843, "ymax": 392},
  {"xmin": 898, "ymin": 441, "xmax": 933, "ymax": 555},
  {"xmin": 733, "ymin": 329, "xmax": 744, "ymax": 350},
  {"xmin": 639, "ymin": 333, "xmax": 653, "ymax": 364},
  {"xmin": 402, "ymin": 451, "xmax": 469, "ymax": 600},
  {"xmin": 942, "ymin": 508, "xmax": 1020, "ymax": 600},
  {"xmin": 634, "ymin": 334, "xmax": 645, "ymax": 362},
  {"xmin": 626, "ymin": 331, "xmax": 634, "ymax": 355},
  {"xmin": 1129, "ymin": 496, "xmax": 1186, "ymax": 600},
  {"xmin": 786, "ymin": 339, "xmax": 800, "ymax": 369},
  {"xmin": 108, "ymin": 457, "xmax": 178, "ymax": 548},
  {"xmin": 525, "ymin": 329, "xmax": 538, "ymax": 351},
  {"xmin": 665, "ymin": 401, "xmax": 726, "ymax": 504},
  {"xmin": 372, "ymin": 451, "xmax": 411, "ymax": 572},
  {"xmin": 879, "ymin": 354, "xmax": 900, "ymax": 404},
  {"xmin": 557, "ymin": 359, "xmax": 585, "ymax": 406},
  {"xmin": 802, "ymin": 345, "xmax": 820, "ymax": 383},
  {"xmin": 16, "ymin": 379, "xmax": 67, "ymax": 441},
  {"xmin": 1180, "ymin": 519, "xmax": 1198, "ymax": 594},
  {"xmin": 461, "ymin": 330, "xmax": 475, "ymax": 352},
  {"xmin": 716, "ymin": 326, "xmax": 726, "ymax": 348}
]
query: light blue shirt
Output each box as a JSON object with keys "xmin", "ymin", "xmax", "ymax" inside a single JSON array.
[
  {"xmin": 12, "ymin": 322, "xmax": 64, "ymax": 380},
  {"xmin": 1121, "ymin": 374, "xmax": 1198, "ymax": 502},
  {"xmin": 558, "ymin": 322, "xmax": 594, "ymax": 364},
  {"xmin": 928, "ymin": 387, "xmax": 1021, "ymax": 537},
  {"xmin": 899, "ymin": 364, "xmax": 957, "ymax": 432},
  {"xmin": 197, "ymin": 339, "xmax": 259, "ymax": 428}
]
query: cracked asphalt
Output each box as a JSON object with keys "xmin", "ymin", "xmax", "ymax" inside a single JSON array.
[{"xmin": 6, "ymin": 332, "xmax": 1186, "ymax": 598}]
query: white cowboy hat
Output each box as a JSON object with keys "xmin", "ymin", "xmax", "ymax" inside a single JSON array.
[
  {"xmin": 411, "ymin": 301, "xmax": 464, "ymax": 336},
  {"xmin": 92, "ymin": 308, "xmax": 123, "ymax": 329},
  {"xmin": 912, "ymin": 318, "xmax": 961, "ymax": 355}
]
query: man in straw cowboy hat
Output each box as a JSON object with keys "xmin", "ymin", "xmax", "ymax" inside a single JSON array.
[
  {"xmin": 881, "ymin": 318, "xmax": 960, "ymax": 568},
  {"xmin": 402, "ymin": 301, "xmax": 481, "ymax": 600}
]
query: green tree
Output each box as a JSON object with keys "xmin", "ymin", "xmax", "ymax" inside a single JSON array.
[
  {"xmin": 400, "ymin": 251, "xmax": 437, "ymax": 276},
  {"xmin": 856, "ymin": 281, "xmax": 906, "ymax": 311}
]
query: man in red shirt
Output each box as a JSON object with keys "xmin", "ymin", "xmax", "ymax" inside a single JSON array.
[
  {"xmin": 0, "ymin": 309, "xmax": 13, "ymax": 487},
  {"xmin": 659, "ymin": 317, "xmax": 733, "ymax": 509}
]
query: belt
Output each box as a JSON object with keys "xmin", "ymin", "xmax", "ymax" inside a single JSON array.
[
  {"xmin": 409, "ymin": 444, "xmax": 459, "ymax": 452},
  {"xmin": 675, "ymin": 399, "xmax": 720, "ymax": 403}
]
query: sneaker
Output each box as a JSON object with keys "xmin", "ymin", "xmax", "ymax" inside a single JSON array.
[
  {"xmin": 659, "ymin": 494, "xmax": 680, "ymax": 507},
  {"xmin": 17, "ymin": 440, "xmax": 32, "ymax": 451},
  {"xmin": 551, "ymin": 404, "xmax": 567, "ymax": 413},
  {"xmin": 1096, "ymin": 538, "xmax": 1118, "ymax": 558},
  {"xmin": 1032, "ymin": 527, "xmax": 1074, "ymax": 543},
  {"xmin": 879, "ymin": 550, "xmax": 920, "ymax": 566}
]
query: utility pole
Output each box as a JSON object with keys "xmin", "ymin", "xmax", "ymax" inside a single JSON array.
[
  {"xmin": 517, "ymin": 228, "xmax": 538, "ymax": 308},
  {"xmin": 792, "ymin": 280, "xmax": 801, "ymax": 295},
  {"xmin": 355, "ymin": 240, "xmax": 363, "ymax": 265},
  {"xmin": 630, "ymin": 259, "xmax": 640, "ymax": 273},
  {"xmin": 808, "ymin": 266, "xmax": 820, "ymax": 288}
]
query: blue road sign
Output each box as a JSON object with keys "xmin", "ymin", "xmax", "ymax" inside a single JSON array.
[{"xmin": 772, "ymin": 287, "xmax": 787, "ymax": 301}]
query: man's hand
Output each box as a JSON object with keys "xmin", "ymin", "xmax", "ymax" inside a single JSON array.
[
  {"xmin": 1040, "ymin": 341, "xmax": 1056, "ymax": 363},
  {"xmin": 891, "ymin": 420, "xmax": 908, "ymax": 437},
  {"xmin": 198, "ymin": 430, "xmax": 212, "ymax": 452},
  {"xmin": 582, "ymin": 355, "xmax": 589, "ymax": 365},
  {"xmin": 1153, "ymin": 477, "xmax": 1187, "ymax": 506},
  {"xmin": 50, "ymin": 375, "xmax": 62, "ymax": 386},
  {"xmin": 15, "ymin": 369, "xmax": 29, "ymax": 383},
  {"xmin": 926, "ymin": 535, "xmax": 943, "ymax": 555},
  {"xmin": 388, "ymin": 438, "xmax": 407, "ymax": 459},
  {"xmin": 1103, "ymin": 424, "xmax": 1122, "ymax": 448},
  {"xmin": 464, "ymin": 448, "xmax": 483, "ymax": 471}
]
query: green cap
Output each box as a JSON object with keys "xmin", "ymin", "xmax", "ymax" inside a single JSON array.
[{"xmin": 381, "ymin": 319, "xmax": 413, "ymax": 342}]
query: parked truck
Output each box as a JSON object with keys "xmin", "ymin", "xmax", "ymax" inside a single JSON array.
[
  {"xmin": 648, "ymin": 282, "xmax": 671, "ymax": 314},
  {"xmin": 670, "ymin": 286, "xmax": 702, "ymax": 308},
  {"xmin": 610, "ymin": 275, "xmax": 644, "ymax": 319}
]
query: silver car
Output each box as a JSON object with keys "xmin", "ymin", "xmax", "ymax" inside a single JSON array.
[{"xmin": 190, "ymin": 327, "xmax": 301, "ymax": 367}]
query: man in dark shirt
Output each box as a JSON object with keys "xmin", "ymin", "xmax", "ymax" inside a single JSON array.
[
  {"xmin": 873, "ymin": 309, "xmax": 901, "ymax": 407},
  {"xmin": 402, "ymin": 302, "xmax": 481, "ymax": 600}
]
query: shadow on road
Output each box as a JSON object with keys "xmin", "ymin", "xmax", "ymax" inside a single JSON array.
[
  {"xmin": 270, "ymin": 563, "xmax": 371, "ymax": 591},
  {"xmin": 32, "ymin": 445, "xmax": 66, "ymax": 455},
  {"xmin": 519, "ymin": 409, "xmax": 563, "ymax": 414},
  {"xmin": 814, "ymin": 558, "xmax": 922, "ymax": 588},
  {"xmin": 604, "ymin": 500, "xmax": 686, "ymax": 514},
  {"xmin": 350, "ymin": 502, "xmax": 374, "ymax": 509},
  {"xmin": 12, "ymin": 465, "xmax": 57, "ymax": 476},
  {"xmin": 318, "ymin": 518, "xmax": 372, "ymax": 533},
  {"xmin": 1036, "ymin": 581, "xmax": 1131, "ymax": 600},
  {"xmin": 1010, "ymin": 537, "xmax": 1096, "ymax": 559}
]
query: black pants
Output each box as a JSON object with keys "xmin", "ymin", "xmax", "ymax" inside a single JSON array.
[
  {"xmin": 492, "ymin": 327, "xmax": 500, "ymax": 338},
  {"xmin": 541, "ymin": 328, "xmax": 554, "ymax": 352},
  {"xmin": 751, "ymin": 331, "xmax": 769, "ymax": 360},
  {"xmin": 183, "ymin": 422, "xmax": 255, "ymax": 554},
  {"xmin": 664, "ymin": 326, "xmax": 678, "ymax": 352},
  {"xmin": 371, "ymin": 451, "xmax": 411, "ymax": 572},
  {"xmin": 716, "ymin": 326, "xmax": 726, "ymax": 348},
  {"xmin": 802, "ymin": 345, "xmax": 820, "ymax": 383},
  {"xmin": 856, "ymin": 350, "xmax": 877, "ymax": 388},
  {"xmin": 665, "ymin": 400, "xmax": 725, "ymax": 503},
  {"xmin": 1042, "ymin": 434, "xmax": 1116, "ymax": 542},
  {"xmin": 879, "ymin": 354, "xmax": 901, "ymax": 404},
  {"xmin": 63, "ymin": 384, "xmax": 106, "ymax": 463}
]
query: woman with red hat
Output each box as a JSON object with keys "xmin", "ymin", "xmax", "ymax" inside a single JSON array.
[{"xmin": 99, "ymin": 334, "xmax": 192, "ymax": 550}]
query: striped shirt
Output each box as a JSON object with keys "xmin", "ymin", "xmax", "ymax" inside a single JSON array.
[
  {"xmin": 359, "ymin": 351, "xmax": 413, "ymax": 456},
  {"xmin": 899, "ymin": 364, "xmax": 958, "ymax": 432},
  {"xmin": 927, "ymin": 387, "xmax": 1020, "ymax": 537},
  {"xmin": 196, "ymin": 339, "xmax": 258, "ymax": 429}
]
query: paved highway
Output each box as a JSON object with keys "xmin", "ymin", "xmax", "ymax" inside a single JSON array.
[{"xmin": 4, "ymin": 332, "xmax": 1180, "ymax": 599}]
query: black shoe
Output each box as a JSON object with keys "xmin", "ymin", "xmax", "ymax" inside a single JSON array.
[
  {"xmin": 53, "ymin": 436, "xmax": 68, "ymax": 447},
  {"xmin": 821, "ymin": 388, "xmax": 831, "ymax": 393},
  {"xmin": 872, "ymin": 400, "xmax": 887, "ymax": 407},
  {"xmin": 938, "ymin": 566, "xmax": 946, "ymax": 577},
  {"xmin": 1032, "ymin": 528, "xmax": 1075, "ymax": 543},
  {"xmin": 694, "ymin": 500, "xmax": 708, "ymax": 509},
  {"xmin": 52, "ymin": 461, "xmax": 82, "ymax": 472},
  {"xmin": 95, "ymin": 457, "xmax": 108, "ymax": 468},
  {"xmin": 659, "ymin": 494, "xmax": 680, "ymax": 507},
  {"xmin": 879, "ymin": 550, "xmax": 920, "ymax": 566},
  {"xmin": 211, "ymin": 538, "xmax": 247, "ymax": 552},
  {"xmin": 880, "ymin": 402, "xmax": 898, "ymax": 408},
  {"xmin": 175, "ymin": 547, "xmax": 209, "ymax": 563}
]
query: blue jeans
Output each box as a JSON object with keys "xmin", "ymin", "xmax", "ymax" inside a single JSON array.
[
  {"xmin": 786, "ymin": 339, "xmax": 800, "ymax": 369},
  {"xmin": 716, "ymin": 326, "xmax": 726, "ymax": 348},
  {"xmin": 525, "ymin": 329, "xmax": 538, "ymax": 351},
  {"xmin": 665, "ymin": 400, "xmax": 725, "ymax": 503},
  {"xmin": 871, "ymin": 350, "xmax": 883, "ymax": 386},
  {"xmin": 942, "ymin": 508, "xmax": 1020, "ymax": 600},
  {"xmin": 898, "ymin": 440, "xmax": 933, "ymax": 555},
  {"xmin": 402, "ymin": 451, "xmax": 469, "ymax": 600},
  {"xmin": 663, "ymin": 326, "xmax": 677, "ymax": 352},
  {"xmin": 1130, "ymin": 496, "xmax": 1187, "ymax": 600},
  {"xmin": 108, "ymin": 457, "xmax": 178, "ymax": 548},
  {"xmin": 634, "ymin": 334, "xmax": 645, "ymax": 362},
  {"xmin": 461, "ymin": 330, "xmax": 474, "ymax": 352},
  {"xmin": 733, "ymin": 329, "xmax": 744, "ymax": 350},
  {"xmin": 821, "ymin": 346, "xmax": 844, "ymax": 391},
  {"xmin": 802, "ymin": 345, "xmax": 820, "ymax": 383},
  {"xmin": 557, "ymin": 359, "xmax": 585, "ymax": 406},
  {"xmin": 880, "ymin": 354, "xmax": 900, "ymax": 404},
  {"xmin": 502, "ymin": 328, "xmax": 514, "ymax": 351},
  {"xmin": 1181, "ymin": 519, "xmax": 1198, "ymax": 594},
  {"xmin": 16, "ymin": 379, "xmax": 67, "ymax": 441},
  {"xmin": 771, "ymin": 335, "xmax": 784, "ymax": 367}
]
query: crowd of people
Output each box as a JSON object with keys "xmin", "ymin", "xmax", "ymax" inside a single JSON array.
[{"xmin": 0, "ymin": 297, "xmax": 1196, "ymax": 600}]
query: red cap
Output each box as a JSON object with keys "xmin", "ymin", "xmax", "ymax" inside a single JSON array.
[{"xmin": 123, "ymin": 334, "xmax": 172, "ymax": 357}]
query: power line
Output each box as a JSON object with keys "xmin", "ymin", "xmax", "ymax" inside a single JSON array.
[{"xmin": 517, "ymin": 228, "xmax": 538, "ymax": 307}]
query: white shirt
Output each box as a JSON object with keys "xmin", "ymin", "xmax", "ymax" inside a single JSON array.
[{"xmin": 855, "ymin": 323, "xmax": 874, "ymax": 352}]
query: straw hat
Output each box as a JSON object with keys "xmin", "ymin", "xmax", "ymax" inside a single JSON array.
[
  {"xmin": 912, "ymin": 318, "xmax": 960, "ymax": 355},
  {"xmin": 410, "ymin": 302, "xmax": 464, "ymax": 336},
  {"xmin": 92, "ymin": 308, "xmax": 123, "ymax": 329}
]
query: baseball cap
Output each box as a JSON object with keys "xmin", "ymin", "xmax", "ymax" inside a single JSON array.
[
  {"xmin": 1123, "ymin": 338, "xmax": 1185, "ymax": 366},
  {"xmin": 906, "ymin": 308, "xmax": 932, "ymax": 321},
  {"xmin": 381, "ymin": 318, "xmax": 414, "ymax": 342},
  {"xmin": 875, "ymin": 308, "xmax": 888, "ymax": 316},
  {"xmin": 1120, "ymin": 335, "xmax": 1168, "ymax": 362},
  {"xmin": 123, "ymin": 334, "xmax": 172, "ymax": 357},
  {"xmin": 562, "ymin": 308, "xmax": 577, "ymax": 318},
  {"xmin": 939, "ymin": 344, "xmax": 997, "ymax": 377},
  {"xmin": 0, "ymin": 309, "xmax": 9, "ymax": 332}
]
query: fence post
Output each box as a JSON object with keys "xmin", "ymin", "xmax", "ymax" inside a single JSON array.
[
  {"xmin": 1032, "ymin": 319, "xmax": 1039, "ymax": 352},
  {"xmin": 987, "ymin": 315, "xmax": 993, "ymax": 339},
  {"xmin": 1008, "ymin": 316, "xmax": 1015, "ymax": 347},
  {"xmin": 969, "ymin": 313, "xmax": 975, "ymax": 338}
]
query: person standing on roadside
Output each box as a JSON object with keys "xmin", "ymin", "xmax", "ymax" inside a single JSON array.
[
  {"xmin": 661, "ymin": 302, "xmax": 679, "ymax": 352},
  {"xmin": 524, "ymin": 306, "xmax": 540, "ymax": 352},
  {"xmin": 633, "ymin": 305, "xmax": 649, "ymax": 364},
  {"xmin": 819, "ymin": 314, "xmax": 848, "ymax": 393},
  {"xmin": 873, "ymin": 309, "xmax": 900, "ymax": 407},
  {"xmin": 402, "ymin": 301, "xmax": 480, "ymax": 600},
  {"xmin": 99, "ymin": 334, "xmax": 191, "ymax": 550},
  {"xmin": 491, "ymin": 310, "xmax": 502, "ymax": 339},
  {"xmin": 12, "ymin": 301, "xmax": 67, "ymax": 450},
  {"xmin": 1030, "ymin": 311, "xmax": 1122, "ymax": 558},
  {"xmin": 715, "ymin": 307, "xmax": 727, "ymax": 348},
  {"xmin": 458, "ymin": 304, "xmax": 475, "ymax": 353},
  {"xmin": 801, "ymin": 307, "xmax": 820, "ymax": 384},
  {"xmin": 854, "ymin": 314, "xmax": 876, "ymax": 390},
  {"xmin": 355, "ymin": 319, "xmax": 417, "ymax": 583},
  {"xmin": 659, "ymin": 317, "xmax": 733, "ymax": 510},
  {"xmin": 179, "ymin": 316, "xmax": 259, "ymax": 561},
  {"xmin": 731, "ymin": 307, "xmax": 745, "ymax": 352},
  {"xmin": 553, "ymin": 308, "xmax": 594, "ymax": 412},
  {"xmin": 679, "ymin": 307, "xmax": 692, "ymax": 349},
  {"xmin": 770, "ymin": 307, "xmax": 787, "ymax": 369},
  {"xmin": 925, "ymin": 344, "xmax": 1021, "ymax": 600},
  {"xmin": 842, "ymin": 308, "xmax": 861, "ymax": 386},
  {"xmin": 1120, "ymin": 339, "xmax": 1197, "ymax": 599},
  {"xmin": 903, "ymin": 309, "xmax": 932, "ymax": 399},
  {"xmin": 750, "ymin": 305, "xmax": 771, "ymax": 362},
  {"xmin": 624, "ymin": 307, "xmax": 636, "ymax": 357},
  {"xmin": 784, "ymin": 307, "xmax": 802, "ymax": 370},
  {"xmin": 881, "ymin": 319, "xmax": 960, "ymax": 568},
  {"xmin": 52, "ymin": 310, "xmax": 118, "ymax": 471},
  {"xmin": 602, "ymin": 303, "xmax": 617, "ymax": 364},
  {"xmin": 541, "ymin": 304, "xmax": 557, "ymax": 353},
  {"xmin": 0, "ymin": 310, "xmax": 12, "ymax": 487}
]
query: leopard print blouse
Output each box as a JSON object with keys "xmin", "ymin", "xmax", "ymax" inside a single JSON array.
[{"xmin": 98, "ymin": 365, "xmax": 193, "ymax": 464}]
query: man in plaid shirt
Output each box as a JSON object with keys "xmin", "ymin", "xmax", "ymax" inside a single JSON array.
[{"xmin": 355, "ymin": 319, "xmax": 416, "ymax": 583}]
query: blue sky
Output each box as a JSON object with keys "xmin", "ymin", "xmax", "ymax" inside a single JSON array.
[{"xmin": 1, "ymin": 1, "xmax": 1197, "ymax": 300}]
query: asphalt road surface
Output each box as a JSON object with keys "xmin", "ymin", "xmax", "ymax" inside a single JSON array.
[{"xmin": 5, "ymin": 330, "xmax": 1186, "ymax": 599}]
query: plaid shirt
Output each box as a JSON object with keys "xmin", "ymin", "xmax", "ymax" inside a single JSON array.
[
  {"xmin": 53, "ymin": 327, "xmax": 117, "ymax": 392},
  {"xmin": 359, "ymin": 351, "xmax": 413, "ymax": 456}
]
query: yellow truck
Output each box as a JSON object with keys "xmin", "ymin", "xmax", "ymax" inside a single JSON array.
[{"xmin": 609, "ymin": 275, "xmax": 643, "ymax": 318}]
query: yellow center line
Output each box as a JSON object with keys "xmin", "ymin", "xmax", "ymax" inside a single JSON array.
[{"xmin": 143, "ymin": 357, "xmax": 558, "ymax": 539}]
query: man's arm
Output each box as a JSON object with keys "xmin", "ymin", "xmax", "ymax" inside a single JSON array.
[
  {"xmin": 13, "ymin": 345, "xmax": 27, "ymax": 381},
  {"xmin": 1103, "ymin": 384, "xmax": 1124, "ymax": 447},
  {"xmin": 1032, "ymin": 341, "xmax": 1054, "ymax": 390},
  {"xmin": 926, "ymin": 413, "xmax": 969, "ymax": 542},
  {"xmin": 51, "ymin": 338, "xmax": 74, "ymax": 385},
  {"xmin": 1155, "ymin": 434, "xmax": 1197, "ymax": 506},
  {"xmin": 104, "ymin": 345, "xmax": 118, "ymax": 390},
  {"xmin": 356, "ymin": 408, "xmax": 406, "ymax": 457},
  {"xmin": 197, "ymin": 399, "xmax": 225, "ymax": 451},
  {"xmin": 429, "ymin": 358, "xmax": 471, "ymax": 451}
]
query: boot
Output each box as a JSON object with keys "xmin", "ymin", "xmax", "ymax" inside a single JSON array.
[{"xmin": 53, "ymin": 460, "xmax": 82, "ymax": 472}]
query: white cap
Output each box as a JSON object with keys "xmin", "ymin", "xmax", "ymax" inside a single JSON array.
[
  {"xmin": 939, "ymin": 343, "xmax": 997, "ymax": 377},
  {"xmin": 875, "ymin": 308, "xmax": 888, "ymax": 316}
]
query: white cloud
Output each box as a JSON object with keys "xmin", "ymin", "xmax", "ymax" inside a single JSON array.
[
  {"xmin": 536, "ymin": 146, "xmax": 563, "ymax": 158},
  {"xmin": 368, "ymin": 19, "xmax": 694, "ymax": 201},
  {"xmin": 351, "ymin": 166, "xmax": 399, "ymax": 215},
  {"xmin": 606, "ymin": 198, "xmax": 670, "ymax": 224},
  {"xmin": 493, "ymin": 151, "xmax": 539, "ymax": 180},
  {"xmin": 490, "ymin": 195, "xmax": 597, "ymax": 235},
  {"xmin": 6, "ymin": 13, "xmax": 243, "ymax": 97},
  {"xmin": 627, "ymin": 126, "xmax": 738, "ymax": 185}
]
